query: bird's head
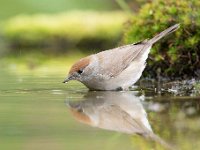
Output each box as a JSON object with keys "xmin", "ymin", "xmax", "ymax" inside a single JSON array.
[{"xmin": 63, "ymin": 56, "xmax": 91, "ymax": 83}]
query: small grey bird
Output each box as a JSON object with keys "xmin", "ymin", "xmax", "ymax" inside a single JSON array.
[{"xmin": 63, "ymin": 24, "xmax": 180, "ymax": 90}]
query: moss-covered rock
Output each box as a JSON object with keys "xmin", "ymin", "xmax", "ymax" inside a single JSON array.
[{"xmin": 123, "ymin": 0, "xmax": 200, "ymax": 78}]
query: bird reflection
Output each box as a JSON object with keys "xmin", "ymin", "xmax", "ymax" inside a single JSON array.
[{"xmin": 67, "ymin": 91, "xmax": 173, "ymax": 149}]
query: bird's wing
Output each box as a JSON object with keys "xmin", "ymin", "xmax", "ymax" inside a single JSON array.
[
  {"xmin": 96, "ymin": 41, "xmax": 149, "ymax": 78},
  {"xmin": 95, "ymin": 24, "xmax": 180, "ymax": 79}
]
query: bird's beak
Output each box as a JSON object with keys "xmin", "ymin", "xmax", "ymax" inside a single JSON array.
[{"xmin": 62, "ymin": 76, "xmax": 73, "ymax": 83}]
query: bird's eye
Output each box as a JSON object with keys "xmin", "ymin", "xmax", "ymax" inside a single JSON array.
[{"xmin": 77, "ymin": 69, "xmax": 83, "ymax": 74}]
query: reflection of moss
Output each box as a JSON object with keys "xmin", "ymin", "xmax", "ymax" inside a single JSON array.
[
  {"xmin": 123, "ymin": 0, "xmax": 200, "ymax": 78},
  {"xmin": 131, "ymin": 100, "xmax": 200, "ymax": 150},
  {"xmin": 2, "ymin": 11, "xmax": 128, "ymax": 50},
  {"xmin": 131, "ymin": 135, "xmax": 165, "ymax": 150}
]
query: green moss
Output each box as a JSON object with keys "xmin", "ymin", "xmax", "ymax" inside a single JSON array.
[
  {"xmin": 123, "ymin": 0, "xmax": 200, "ymax": 78},
  {"xmin": 194, "ymin": 82, "xmax": 200, "ymax": 93}
]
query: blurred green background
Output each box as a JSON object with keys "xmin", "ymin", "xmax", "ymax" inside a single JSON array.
[
  {"xmin": 0, "ymin": 0, "xmax": 129, "ymax": 76},
  {"xmin": 0, "ymin": 0, "xmax": 118, "ymax": 20}
]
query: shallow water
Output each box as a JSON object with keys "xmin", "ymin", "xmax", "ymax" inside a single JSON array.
[{"xmin": 0, "ymin": 69, "xmax": 200, "ymax": 150}]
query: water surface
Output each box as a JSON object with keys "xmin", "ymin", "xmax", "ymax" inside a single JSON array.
[{"xmin": 0, "ymin": 69, "xmax": 200, "ymax": 150}]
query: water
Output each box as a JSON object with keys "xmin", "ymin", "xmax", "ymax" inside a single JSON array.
[{"xmin": 0, "ymin": 69, "xmax": 200, "ymax": 150}]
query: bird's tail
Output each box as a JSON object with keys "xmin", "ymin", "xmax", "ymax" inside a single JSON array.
[{"xmin": 148, "ymin": 24, "xmax": 180, "ymax": 45}]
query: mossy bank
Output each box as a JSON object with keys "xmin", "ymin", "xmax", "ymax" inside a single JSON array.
[{"xmin": 123, "ymin": 0, "xmax": 200, "ymax": 78}]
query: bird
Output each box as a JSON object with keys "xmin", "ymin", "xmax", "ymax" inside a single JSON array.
[{"xmin": 63, "ymin": 24, "xmax": 180, "ymax": 91}]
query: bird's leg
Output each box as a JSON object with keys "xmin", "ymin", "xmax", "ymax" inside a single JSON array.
[
  {"xmin": 122, "ymin": 86, "xmax": 130, "ymax": 91},
  {"xmin": 116, "ymin": 86, "xmax": 129, "ymax": 91},
  {"xmin": 115, "ymin": 87, "xmax": 123, "ymax": 91}
]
